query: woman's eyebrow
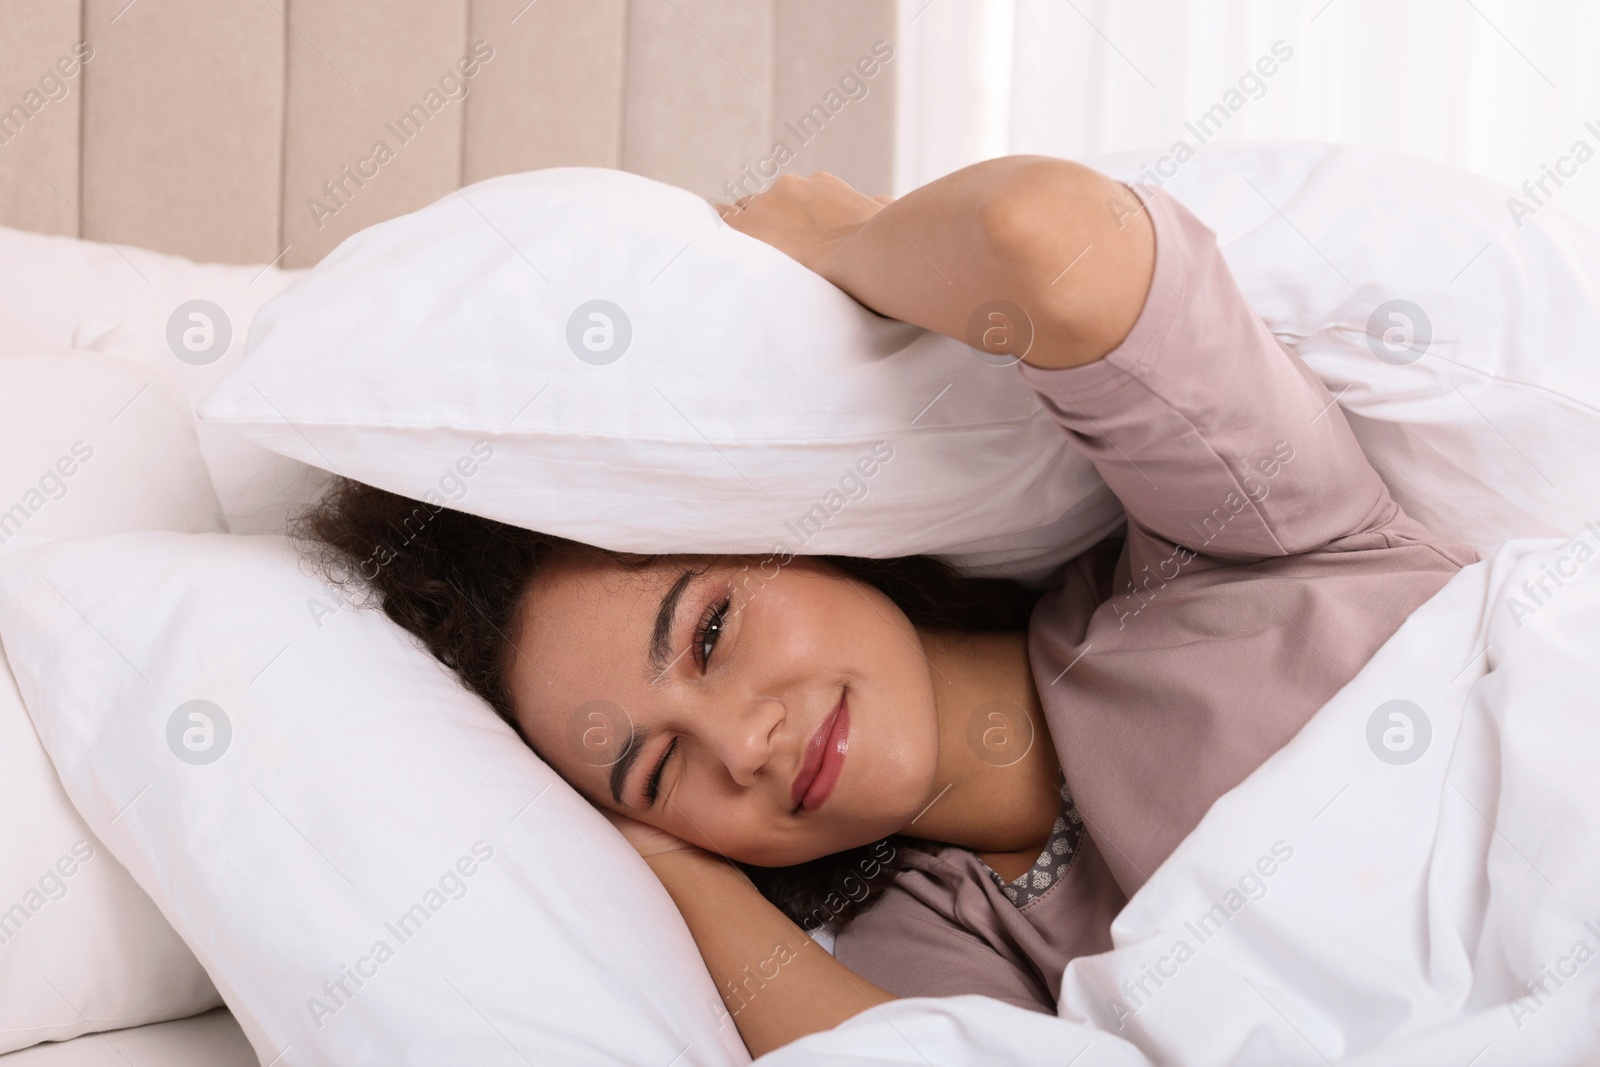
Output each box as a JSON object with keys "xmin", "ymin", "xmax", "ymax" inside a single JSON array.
[{"xmin": 647, "ymin": 568, "xmax": 699, "ymax": 675}]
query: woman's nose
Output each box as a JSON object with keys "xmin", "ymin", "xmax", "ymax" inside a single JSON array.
[{"xmin": 701, "ymin": 695, "xmax": 783, "ymax": 788}]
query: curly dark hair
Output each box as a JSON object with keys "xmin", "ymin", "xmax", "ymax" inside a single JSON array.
[{"xmin": 291, "ymin": 476, "xmax": 1044, "ymax": 930}]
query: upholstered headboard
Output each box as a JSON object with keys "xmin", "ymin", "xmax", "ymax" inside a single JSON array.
[{"xmin": 0, "ymin": 0, "xmax": 895, "ymax": 268}]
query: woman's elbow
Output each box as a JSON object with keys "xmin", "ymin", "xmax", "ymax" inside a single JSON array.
[
  {"xmin": 979, "ymin": 156, "xmax": 1156, "ymax": 368},
  {"xmin": 978, "ymin": 156, "xmax": 1114, "ymax": 258}
]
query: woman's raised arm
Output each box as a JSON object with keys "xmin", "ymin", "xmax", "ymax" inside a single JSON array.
[{"xmin": 717, "ymin": 155, "xmax": 1155, "ymax": 371}]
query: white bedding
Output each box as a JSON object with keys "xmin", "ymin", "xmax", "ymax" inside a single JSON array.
[
  {"xmin": 758, "ymin": 534, "xmax": 1600, "ymax": 1065},
  {"xmin": 0, "ymin": 1011, "xmax": 253, "ymax": 1066}
]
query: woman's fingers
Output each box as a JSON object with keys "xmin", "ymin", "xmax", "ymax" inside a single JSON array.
[
  {"xmin": 712, "ymin": 184, "xmax": 890, "ymax": 226},
  {"xmin": 706, "ymin": 173, "xmax": 883, "ymax": 273}
]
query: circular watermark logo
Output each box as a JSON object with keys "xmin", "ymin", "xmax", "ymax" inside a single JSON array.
[
  {"xmin": 565, "ymin": 699, "xmax": 635, "ymax": 768},
  {"xmin": 1366, "ymin": 699, "xmax": 1431, "ymax": 765},
  {"xmin": 1366, "ymin": 299, "xmax": 1431, "ymax": 366},
  {"xmin": 166, "ymin": 699, "xmax": 232, "ymax": 765},
  {"xmin": 166, "ymin": 300, "xmax": 233, "ymax": 366},
  {"xmin": 965, "ymin": 300, "xmax": 1034, "ymax": 367},
  {"xmin": 966, "ymin": 699, "xmax": 1035, "ymax": 767},
  {"xmin": 566, "ymin": 300, "xmax": 632, "ymax": 365}
]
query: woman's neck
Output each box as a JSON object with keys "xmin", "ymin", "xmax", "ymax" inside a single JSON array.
[{"xmin": 898, "ymin": 628, "xmax": 1063, "ymax": 856}]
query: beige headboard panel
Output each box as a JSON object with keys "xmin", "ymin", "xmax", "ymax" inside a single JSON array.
[{"xmin": 0, "ymin": 0, "xmax": 895, "ymax": 268}]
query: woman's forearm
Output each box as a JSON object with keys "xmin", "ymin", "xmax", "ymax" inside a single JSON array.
[
  {"xmin": 815, "ymin": 155, "xmax": 1155, "ymax": 370},
  {"xmin": 645, "ymin": 849, "xmax": 898, "ymax": 1059}
]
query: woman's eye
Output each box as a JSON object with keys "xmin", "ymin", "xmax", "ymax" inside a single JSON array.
[
  {"xmin": 643, "ymin": 737, "xmax": 677, "ymax": 807},
  {"xmin": 694, "ymin": 597, "xmax": 730, "ymax": 670}
]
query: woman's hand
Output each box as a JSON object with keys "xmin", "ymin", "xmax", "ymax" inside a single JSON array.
[
  {"xmin": 599, "ymin": 807, "xmax": 712, "ymax": 862},
  {"xmin": 714, "ymin": 172, "xmax": 894, "ymax": 276}
]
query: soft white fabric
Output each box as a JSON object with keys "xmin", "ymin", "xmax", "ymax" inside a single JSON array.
[
  {"xmin": 0, "ymin": 352, "xmax": 224, "ymax": 1054},
  {"xmin": 1084, "ymin": 141, "xmax": 1600, "ymax": 557},
  {"xmin": 0, "ymin": 353, "xmax": 226, "ymax": 546},
  {"xmin": 0, "ymin": 1009, "xmax": 253, "ymax": 1066},
  {"xmin": 0, "ymin": 225, "xmax": 322, "ymax": 534},
  {"xmin": 0, "ymin": 662, "xmax": 222, "ymax": 1056},
  {"xmin": 195, "ymin": 166, "xmax": 1124, "ymax": 584},
  {"xmin": 0, "ymin": 532, "xmax": 749, "ymax": 1067},
  {"xmin": 761, "ymin": 533, "xmax": 1600, "ymax": 1065}
]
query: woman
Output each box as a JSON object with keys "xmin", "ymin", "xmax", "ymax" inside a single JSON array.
[{"xmin": 299, "ymin": 156, "xmax": 1476, "ymax": 1058}]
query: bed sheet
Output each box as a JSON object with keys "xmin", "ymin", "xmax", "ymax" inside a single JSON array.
[
  {"xmin": 0, "ymin": 1010, "xmax": 254, "ymax": 1067},
  {"xmin": 760, "ymin": 534, "xmax": 1600, "ymax": 1065}
]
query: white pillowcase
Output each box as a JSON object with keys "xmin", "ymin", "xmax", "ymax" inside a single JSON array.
[
  {"xmin": 0, "ymin": 225, "xmax": 323, "ymax": 535},
  {"xmin": 196, "ymin": 167, "xmax": 1123, "ymax": 584},
  {"xmin": 0, "ymin": 352, "xmax": 226, "ymax": 546},
  {"xmin": 0, "ymin": 351, "xmax": 225, "ymax": 1054},
  {"xmin": 0, "ymin": 532, "xmax": 749, "ymax": 1067},
  {"xmin": 1086, "ymin": 141, "xmax": 1600, "ymax": 555},
  {"xmin": 0, "ymin": 661, "xmax": 220, "ymax": 1055}
]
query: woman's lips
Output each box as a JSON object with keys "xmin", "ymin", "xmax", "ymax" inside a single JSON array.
[{"xmin": 793, "ymin": 693, "xmax": 849, "ymax": 812}]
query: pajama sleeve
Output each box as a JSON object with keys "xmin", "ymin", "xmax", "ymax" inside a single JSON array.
[{"xmin": 1010, "ymin": 178, "xmax": 1476, "ymax": 897}]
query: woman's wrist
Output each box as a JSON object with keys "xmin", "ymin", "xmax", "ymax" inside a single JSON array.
[
  {"xmin": 806, "ymin": 220, "xmax": 873, "ymax": 288},
  {"xmin": 641, "ymin": 842, "xmax": 725, "ymax": 873}
]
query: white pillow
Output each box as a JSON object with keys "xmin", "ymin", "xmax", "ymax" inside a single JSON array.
[
  {"xmin": 1085, "ymin": 141, "xmax": 1600, "ymax": 555},
  {"xmin": 0, "ymin": 659, "xmax": 220, "ymax": 1055},
  {"xmin": 0, "ymin": 225, "xmax": 324, "ymax": 535},
  {"xmin": 0, "ymin": 352, "xmax": 225, "ymax": 1054},
  {"xmin": 195, "ymin": 167, "xmax": 1123, "ymax": 584},
  {"xmin": 0, "ymin": 352, "xmax": 226, "ymax": 545},
  {"xmin": 0, "ymin": 532, "xmax": 749, "ymax": 1067}
]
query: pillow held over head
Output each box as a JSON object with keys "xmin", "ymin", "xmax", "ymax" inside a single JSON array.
[{"xmin": 196, "ymin": 167, "xmax": 1124, "ymax": 584}]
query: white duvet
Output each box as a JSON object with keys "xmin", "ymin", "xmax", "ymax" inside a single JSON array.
[{"xmin": 761, "ymin": 533, "xmax": 1600, "ymax": 1066}]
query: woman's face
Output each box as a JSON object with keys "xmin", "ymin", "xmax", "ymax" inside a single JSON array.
[{"xmin": 506, "ymin": 551, "xmax": 943, "ymax": 866}]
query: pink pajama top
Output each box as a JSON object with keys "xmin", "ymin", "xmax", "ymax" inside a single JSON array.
[{"xmin": 831, "ymin": 183, "xmax": 1478, "ymax": 1013}]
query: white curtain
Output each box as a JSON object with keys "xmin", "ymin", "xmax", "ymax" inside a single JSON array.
[{"xmin": 895, "ymin": 0, "xmax": 1600, "ymax": 231}]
